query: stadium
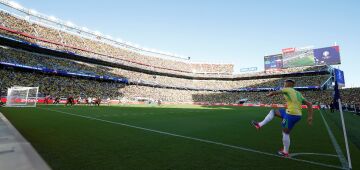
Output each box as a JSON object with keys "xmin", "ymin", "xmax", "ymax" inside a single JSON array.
[{"xmin": 0, "ymin": 0, "xmax": 359, "ymax": 170}]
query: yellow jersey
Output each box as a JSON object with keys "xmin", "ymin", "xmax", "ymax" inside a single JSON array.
[{"xmin": 281, "ymin": 87, "xmax": 305, "ymax": 116}]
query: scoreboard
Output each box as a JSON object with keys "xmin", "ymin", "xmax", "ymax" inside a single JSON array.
[{"xmin": 264, "ymin": 54, "xmax": 283, "ymax": 71}]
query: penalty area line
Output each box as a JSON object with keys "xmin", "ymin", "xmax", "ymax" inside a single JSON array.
[{"xmin": 40, "ymin": 108, "xmax": 345, "ymax": 170}]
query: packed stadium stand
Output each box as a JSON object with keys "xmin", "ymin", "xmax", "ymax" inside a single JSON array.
[
  {"xmin": 0, "ymin": 11, "xmax": 233, "ymax": 76},
  {"xmin": 0, "ymin": 8, "xmax": 359, "ymax": 106}
]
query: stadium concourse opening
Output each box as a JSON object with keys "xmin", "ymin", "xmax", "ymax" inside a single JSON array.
[{"xmin": 0, "ymin": 0, "xmax": 359, "ymax": 170}]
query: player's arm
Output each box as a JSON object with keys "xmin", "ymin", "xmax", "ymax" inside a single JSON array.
[
  {"xmin": 303, "ymin": 99, "xmax": 313, "ymax": 126},
  {"xmin": 266, "ymin": 90, "xmax": 283, "ymax": 97}
]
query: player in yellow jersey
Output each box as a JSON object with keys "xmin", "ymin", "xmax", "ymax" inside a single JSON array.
[{"xmin": 251, "ymin": 79, "xmax": 313, "ymax": 157}]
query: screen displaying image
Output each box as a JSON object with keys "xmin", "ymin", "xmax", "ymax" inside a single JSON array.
[
  {"xmin": 264, "ymin": 54, "xmax": 283, "ymax": 70},
  {"xmin": 313, "ymin": 46, "xmax": 341, "ymax": 65},
  {"xmin": 282, "ymin": 49, "xmax": 315, "ymax": 68}
]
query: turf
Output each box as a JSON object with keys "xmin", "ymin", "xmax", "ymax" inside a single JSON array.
[
  {"xmin": 0, "ymin": 105, "xmax": 359, "ymax": 170},
  {"xmin": 323, "ymin": 110, "xmax": 360, "ymax": 149}
]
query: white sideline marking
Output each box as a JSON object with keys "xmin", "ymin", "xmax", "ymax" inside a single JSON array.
[
  {"xmin": 290, "ymin": 152, "xmax": 338, "ymax": 157},
  {"xmin": 40, "ymin": 108, "xmax": 345, "ymax": 170},
  {"xmin": 319, "ymin": 110, "xmax": 348, "ymax": 169}
]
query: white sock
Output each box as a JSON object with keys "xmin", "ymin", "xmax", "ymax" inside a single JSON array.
[
  {"xmin": 282, "ymin": 132, "xmax": 290, "ymax": 153},
  {"xmin": 258, "ymin": 109, "xmax": 275, "ymax": 127}
]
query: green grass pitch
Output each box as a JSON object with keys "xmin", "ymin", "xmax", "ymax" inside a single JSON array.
[{"xmin": 0, "ymin": 105, "xmax": 359, "ymax": 170}]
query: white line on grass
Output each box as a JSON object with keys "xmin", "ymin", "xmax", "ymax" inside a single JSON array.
[
  {"xmin": 290, "ymin": 152, "xmax": 338, "ymax": 157},
  {"xmin": 40, "ymin": 107, "xmax": 345, "ymax": 170},
  {"xmin": 319, "ymin": 110, "xmax": 348, "ymax": 169}
]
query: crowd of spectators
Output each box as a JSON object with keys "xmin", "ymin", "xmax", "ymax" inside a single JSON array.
[
  {"xmin": 340, "ymin": 88, "xmax": 360, "ymax": 105},
  {"xmin": 1, "ymin": 10, "xmax": 358, "ymax": 106},
  {"xmin": 0, "ymin": 46, "xmax": 330, "ymax": 91},
  {"xmin": 116, "ymin": 85, "xmax": 360, "ymax": 106},
  {"xmin": 0, "ymin": 46, "xmax": 120, "ymax": 77},
  {"xmin": 0, "ymin": 11, "xmax": 234, "ymax": 76},
  {"xmin": 0, "ymin": 11, "xmax": 331, "ymax": 79},
  {"xmin": 0, "ymin": 67, "xmax": 358, "ymax": 106},
  {"xmin": 0, "ymin": 68, "xmax": 124, "ymax": 98}
]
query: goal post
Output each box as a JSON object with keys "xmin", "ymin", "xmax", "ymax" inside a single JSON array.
[{"xmin": 5, "ymin": 86, "xmax": 39, "ymax": 107}]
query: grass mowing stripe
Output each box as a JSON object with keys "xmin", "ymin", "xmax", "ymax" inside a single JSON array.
[
  {"xmin": 319, "ymin": 110, "xmax": 348, "ymax": 169},
  {"xmin": 41, "ymin": 107, "xmax": 345, "ymax": 170}
]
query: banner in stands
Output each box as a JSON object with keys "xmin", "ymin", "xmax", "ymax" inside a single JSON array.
[
  {"xmin": 0, "ymin": 62, "xmax": 128, "ymax": 84},
  {"xmin": 334, "ymin": 68, "xmax": 345, "ymax": 87},
  {"xmin": 313, "ymin": 46, "xmax": 341, "ymax": 65},
  {"xmin": 264, "ymin": 54, "xmax": 283, "ymax": 71}
]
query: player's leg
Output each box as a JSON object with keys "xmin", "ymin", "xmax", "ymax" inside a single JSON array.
[
  {"xmin": 278, "ymin": 114, "xmax": 301, "ymax": 157},
  {"xmin": 278, "ymin": 132, "xmax": 290, "ymax": 157},
  {"xmin": 251, "ymin": 108, "xmax": 283, "ymax": 129}
]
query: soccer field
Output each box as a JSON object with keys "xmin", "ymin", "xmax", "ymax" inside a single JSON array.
[{"xmin": 0, "ymin": 105, "xmax": 359, "ymax": 170}]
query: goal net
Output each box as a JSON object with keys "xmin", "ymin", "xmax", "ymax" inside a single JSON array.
[{"xmin": 6, "ymin": 86, "xmax": 39, "ymax": 107}]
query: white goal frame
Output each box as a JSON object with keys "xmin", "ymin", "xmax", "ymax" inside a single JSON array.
[{"xmin": 5, "ymin": 86, "xmax": 39, "ymax": 107}]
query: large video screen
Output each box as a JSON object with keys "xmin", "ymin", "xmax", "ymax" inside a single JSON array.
[
  {"xmin": 282, "ymin": 49, "xmax": 315, "ymax": 68},
  {"xmin": 264, "ymin": 54, "xmax": 283, "ymax": 70},
  {"xmin": 313, "ymin": 46, "xmax": 341, "ymax": 65},
  {"xmin": 264, "ymin": 45, "xmax": 341, "ymax": 70}
]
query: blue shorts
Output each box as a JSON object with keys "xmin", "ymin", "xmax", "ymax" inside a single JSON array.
[{"xmin": 279, "ymin": 108, "xmax": 301, "ymax": 131}]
